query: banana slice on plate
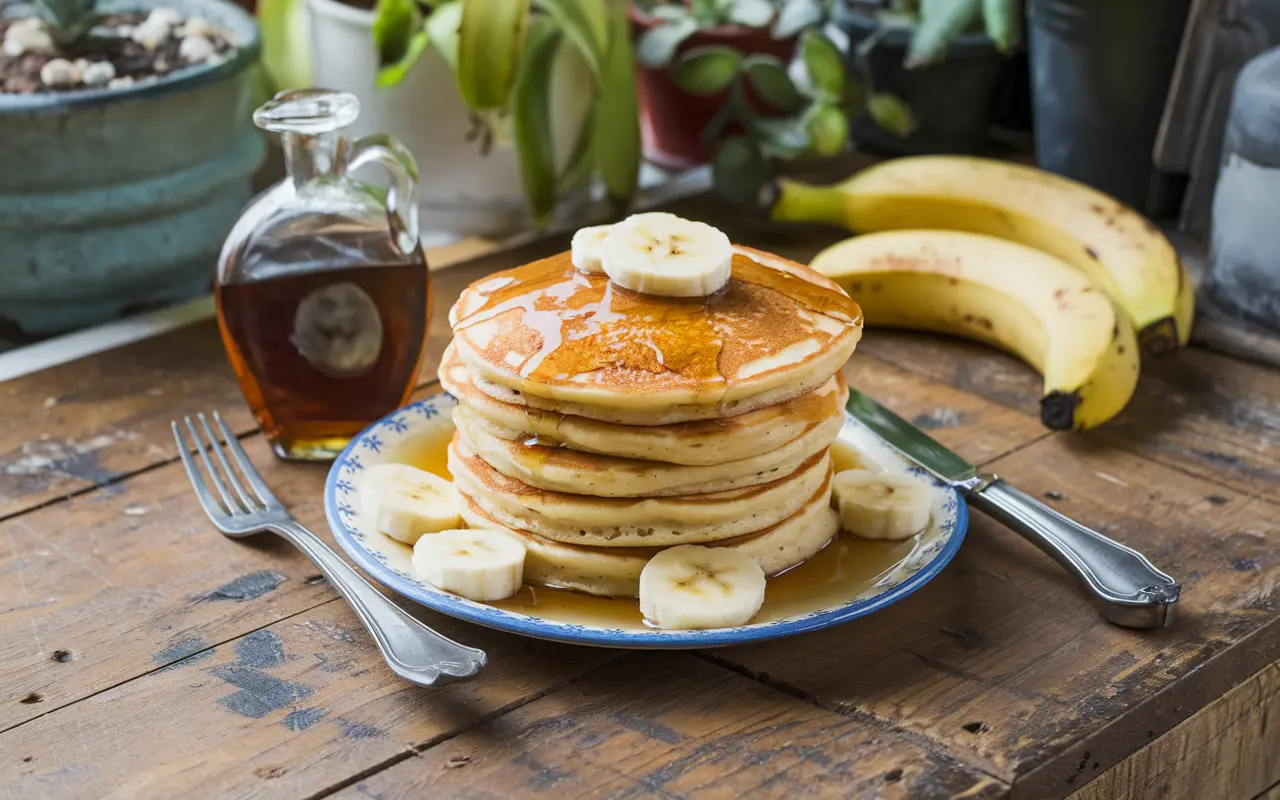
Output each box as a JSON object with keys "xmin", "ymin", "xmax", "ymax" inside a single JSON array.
[
  {"xmin": 360, "ymin": 463, "xmax": 461, "ymax": 544},
  {"xmin": 832, "ymin": 470, "xmax": 933, "ymax": 540},
  {"xmin": 602, "ymin": 212, "xmax": 733, "ymax": 297},
  {"xmin": 570, "ymin": 224, "xmax": 612, "ymax": 274},
  {"xmin": 639, "ymin": 545, "xmax": 766, "ymax": 630},
  {"xmin": 412, "ymin": 528, "xmax": 526, "ymax": 602}
]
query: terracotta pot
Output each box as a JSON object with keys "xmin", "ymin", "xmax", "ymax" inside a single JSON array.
[{"xmin": 629, "ymin": 5, "xmax": 797, "ymax": 169}]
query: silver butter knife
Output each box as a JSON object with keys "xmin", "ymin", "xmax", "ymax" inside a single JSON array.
[{"xmin": 846, "ymin": 388, "xmax": 1181, "ymax": 629}]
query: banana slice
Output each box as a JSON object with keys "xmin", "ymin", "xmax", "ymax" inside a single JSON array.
[
  {"xmin": 360, "ymin": 463, "xmax": 461, "ymax": 544},
  {"xmin": 639, "ymin": 545, "xmax": 766, "ymax": 630},
  {"xmin": 832, "ymin": 470, "xmax": 932, "ymax": 540},
  {"xmin": 601, "ymin": 212, "xmax": 733, "ymax": 297},
  {"xmin": 570, "ymin": 224, "xmax": 612, "ymax": 274},
  {"xmin": 412, "ymin": 528, "xmax": 526, "ymax": 602}
]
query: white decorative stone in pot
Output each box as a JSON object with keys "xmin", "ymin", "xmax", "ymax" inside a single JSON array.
[{"xmin": 305, "ymin": 0, "xmax": 592, "ymax": 236}]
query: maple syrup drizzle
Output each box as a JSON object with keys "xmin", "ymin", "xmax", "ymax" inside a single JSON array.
[
  {"xmin": 362, "ymin": 432, "xmax": 917, "ymax": 632},
  {"xmin": 451, "ymin": 253, "xmax": 860, "ymax": 390}
]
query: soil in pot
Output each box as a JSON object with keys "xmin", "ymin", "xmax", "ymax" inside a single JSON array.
[{"xmin": 1, "ymin": 9, "xmax": 236, "ymax": 94}]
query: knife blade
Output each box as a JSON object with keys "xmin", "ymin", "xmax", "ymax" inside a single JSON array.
[{"xmin": 845, "ymin": 387, "xmax": 1181, "ymax": 629}]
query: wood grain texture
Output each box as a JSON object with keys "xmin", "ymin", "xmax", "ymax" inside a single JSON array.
[
  {"xmin": 337, "ymin": 653, "xmax": 1009, "ymax": 800},
  {"xmin": 2, "ymin": 599, "xmax": 616, "ymax": 800},
  {"xmin": 0, "ymin": 236, "xmax": 552, "ymax": 524},
  {"xmin": 1068, "ymin": 662, "xmax": 1278, "ymax": 800},
  {"xmin": 711, "ymin": 437, "xmax": 1280, "ymax": 798},
  {"xmin": 0, "ymin": 341, "xmax": 1045, "ymax": 735},
  {"xmin": 852, "ymin": 332, "xmax": 1280, "ymax": 502},
  {"xmin": 0, "ymin": 324, "xmax": 256, "ymax": 519}
]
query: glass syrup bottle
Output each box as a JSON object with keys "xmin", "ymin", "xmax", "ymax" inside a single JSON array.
[{"xmin": 216, "ymin": 89, "xmax": 431, "ymax": 461}]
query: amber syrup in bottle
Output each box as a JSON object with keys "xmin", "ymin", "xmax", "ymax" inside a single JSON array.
[
  {"xmin": 216, "ymin": 248, "xmax": 430, "ymax": 460},
  {"xmin": 216, "ymin": 89, "xmax": 431, "ymax": 460}
]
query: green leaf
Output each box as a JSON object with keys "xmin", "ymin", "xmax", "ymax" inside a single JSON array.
[
  {"xmin": 457, "ymin": 0, "xmax": 530, "ymax": 110},
  {"xmin": 670, "ymin": 46, "xmax": 742, "ymax": 95},
  {"xmin": 771, "ymin": 0, "xmax": 822, "ymax": 39},
  {"xmin": 807, "ymin": 103, "xmax": 848, "ymax": 156},
  {"xmin": 559, "ymin": 105, "xmax": 597, "ymax": 191},
  {"xmin": 595, "ymin": 4, "xmax": 642, "ymax": 209},
  {"xmin": 34, "ymin": 0, "xmax": 97, "ymax": 45},
  {"xmin": 908, "ymin": 0, "xmax": 981, "ymax": 67},
  {"xmin": 258, "ymin": 0, "xmax": 312, "ymax": 91},
  {"xmin": 377, "ymin": 30, "xmax": 431, "ymax": 88},
  {"xmin": 867, "ymin": 92, "xmax": 916, "ymax": 136},
  {"xmin": 513, "ymin": 18, "xmax": 563, "ymax": 225},
  {"xmin": 799, "ymin": 30, "xmax": 845, "ymax": 100},
  {"xmin": 426, "ymin": 1, "xmax": 463, "ymax": 71},
  {"xmin": 373, "ymin": 0, "xmax": 423, "ymax": 68},
  {"xmin": 983, "ymin": 0, "xmax": 1023, "ymax": 54},
  {"xmin": 728, "ymin": 0, "xmax": 774, "ymax": 27},
  {"xmin": 711, "ymin": 136, "xmax": 769, "ymax": 205},
  {"xmin": 741, "ymin": 53, "xmax": 804, "ymax": 112},
  {"xmin": 533, "ymin": 0, "xmax": 608, "ymax": 77},
  {"xmin": 754, "ymin": 116, "xmax": 811, "ymax": 158},
  {"xmin": 637, "ymin": 18, "xmax": 698, "ymax": 68}
]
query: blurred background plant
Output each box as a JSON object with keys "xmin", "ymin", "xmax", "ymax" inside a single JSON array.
[
  {"xmin": 359, "ymin": 0, "xmax": 640, "ymax": 226},
  {"xmin": 28, "ymin": 0, "xmax": 101, "ymax": 48},
  {"xmin": 631, "ymin": 0, "xmax": 912, "ymax": 205},
  {"xmin": 848, "ymin": 0, "xmax": 1022, "ymax": 67}
]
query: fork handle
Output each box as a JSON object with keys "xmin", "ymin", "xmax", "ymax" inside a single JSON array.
[{"xmin": 269, "ymin": 520, "xmax": 487, "ymax": 686}]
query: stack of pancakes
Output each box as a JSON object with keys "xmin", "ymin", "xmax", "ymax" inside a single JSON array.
[{"xmin": 440, "ymin": 245, "xmax": 863, "ymax": 597}]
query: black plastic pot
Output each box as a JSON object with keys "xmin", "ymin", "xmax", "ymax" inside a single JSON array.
[
  {"xmin": 1028, "ymin": 0, "xmax": 1192, "ymax": 212},
  {"xmin": 836, "ymin": 9, "xmax": 1006, "ymax": 156}
]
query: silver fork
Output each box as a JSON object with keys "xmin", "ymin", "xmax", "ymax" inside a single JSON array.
[{"xmin": 172, "ymin": 411, "xmax": 487, "ymax": 687}]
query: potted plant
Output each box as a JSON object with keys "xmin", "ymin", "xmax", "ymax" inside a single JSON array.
[
  {"xmin": 288, "ymin": 0, "xmax": 640, "ymax": 235},
  {"xmin": 0, "ymin": 0, "xmax": 261, "ymax": 345},
  {"xmin": 631, "ymin": 0, "xmax": 905, "ymax": 205},
  {"xmin": 835, "ymin": 0, "xmax": 1019, "ymax": 155}
]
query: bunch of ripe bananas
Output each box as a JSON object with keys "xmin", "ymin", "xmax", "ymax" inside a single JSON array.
[{"xmin": 770, "ymin": 157, "xmax": 1194, "ymax": 431}]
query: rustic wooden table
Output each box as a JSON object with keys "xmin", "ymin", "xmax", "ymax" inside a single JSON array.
[{"xmin": 2, "ymin": 192, "xmax": 1277, "ymax": 800}]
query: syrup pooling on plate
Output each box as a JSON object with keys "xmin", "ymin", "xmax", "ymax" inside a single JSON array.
[
  {"xmin": 451, "ymin": 252, "xmax": 861, "ymax": 393},
  {"xmin": 366, "ymin": 429, "xmax": 917, "ymax": 632}
]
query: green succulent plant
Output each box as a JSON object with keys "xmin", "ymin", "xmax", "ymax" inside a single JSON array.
[
  {"xmin": 850, "ymin": 0, "xmax": 1023, "ymax": 67},
  {"xmin": 30, "ymin": 0, "xmax": 100, "ymax": 47},
  {"xmin": 372, "ymin": 0, "xmax": 641, "ymax": 225},
  {"xmin": 633, "ymin": 0, "xmax": 912, "ymax": 205}
]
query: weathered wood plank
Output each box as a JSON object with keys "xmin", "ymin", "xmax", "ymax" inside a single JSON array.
[
  {"xmin": 2, "ymin": 598, "xmax": 616, "ymax": 800},
  {"xmin": 0, "ymin": 324, "xmax": 256, "ymax": 518},
  {"xmin": 0, "ymin": 336, "xmax": 1045, "ymax": 735},
  {"xmin": 336, "ymin": 652, "xmax": 1009, "ymax": 800},
  {"xmin": 0, "ymin": 236, "xmax": 566, "ymax": 522},
  {"xmin": 1068, "ymin": 662, "xmax": 1278, "ymax": 800},
  {"xmin": 853, "ymin": 332, "xmax": 1280, "ymax": 502},
  {"xmin": 841, "ymin": 356, "xmax": 1049, "ymax": 468},
  {"xmin": 710, "ymin": 437, "xmax": 1280, "ymax": 798}
]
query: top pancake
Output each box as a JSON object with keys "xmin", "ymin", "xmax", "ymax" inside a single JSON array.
[{"xmin": 448, "ymin": 245, "xmax": 862, "ymax": 422}]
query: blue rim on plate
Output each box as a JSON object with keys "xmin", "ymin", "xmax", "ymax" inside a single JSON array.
[{"xmin": 324, "ymin": 392, "xmax": 968, "ymax": 649}]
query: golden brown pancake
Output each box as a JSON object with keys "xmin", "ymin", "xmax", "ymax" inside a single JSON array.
[
  {"xmin": 447, "ymin": 246, "xmax": 862, "ymax": 424},
  {"xmin": 440, "ymin": 341, "xmax": 847, "ymax": 465},
  {"xmin": 450, "ymin": 435, "xmax": 833, "ymax": 546},
  {"xmin": 458, "ymin": 483, "xmax": 840, "ymax": 598}
]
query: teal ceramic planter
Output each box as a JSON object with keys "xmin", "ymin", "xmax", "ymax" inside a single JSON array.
[{"xmin": 0, "ymin": 0, "xmax": 263, "ymax": 343}]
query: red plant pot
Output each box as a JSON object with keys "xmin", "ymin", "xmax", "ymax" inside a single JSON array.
[{"xmin": 629, "ymin": 5, "xmax": 798, "ymax": 169}]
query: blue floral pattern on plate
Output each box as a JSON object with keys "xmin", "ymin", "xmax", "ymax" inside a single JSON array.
[{"xmin": 324, "ymin": 392, "xmax": 967, "ymax": 649}]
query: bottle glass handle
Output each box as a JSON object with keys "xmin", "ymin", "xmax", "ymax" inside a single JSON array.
[{"xmin": 347, "ymin": 134, "xmax": 421, "ymax": 257}]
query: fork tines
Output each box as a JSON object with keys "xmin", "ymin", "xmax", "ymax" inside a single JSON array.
[{"xmin": 172, "ymin": 411, "xmax": 282, "ymax": 521}]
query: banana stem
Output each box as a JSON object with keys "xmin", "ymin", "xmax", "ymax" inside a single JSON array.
[{"xmin": 770, "ymin": 178, "xmax": 855, "ymax": 230}]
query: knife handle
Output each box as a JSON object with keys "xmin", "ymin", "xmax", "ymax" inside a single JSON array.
[{"xmin": 968, "ymin": 477, "xmax": 1181, "ymax": 629}]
